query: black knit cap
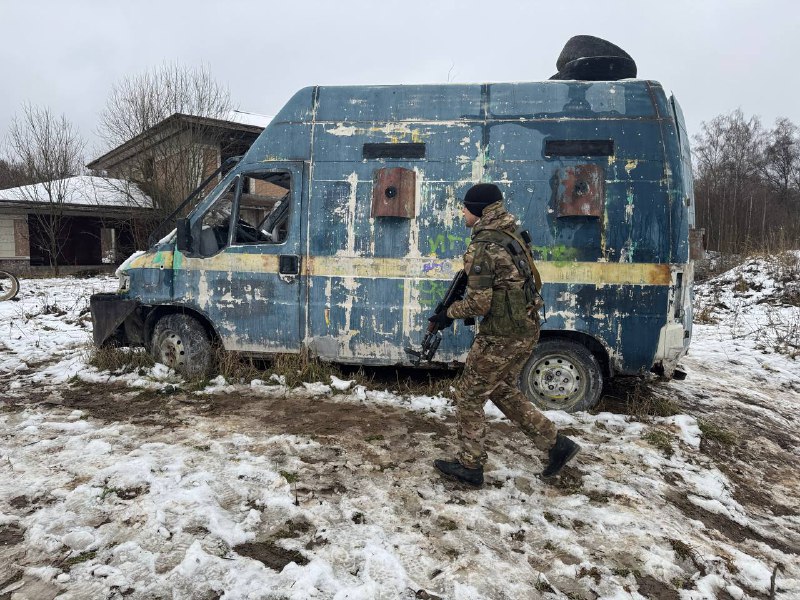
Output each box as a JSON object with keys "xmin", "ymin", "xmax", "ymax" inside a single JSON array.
[{"xmin": 463, "ymin": 183, "xmax": 503, "ymax": 217}]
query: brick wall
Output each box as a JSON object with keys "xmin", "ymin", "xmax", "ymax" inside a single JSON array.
[{"xmin": 14, "ymin": 219, "xmax": 29, "ymax": 257}]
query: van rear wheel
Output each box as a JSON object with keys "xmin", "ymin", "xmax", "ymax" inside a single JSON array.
[
  {"xmin": 150, "ymin": 314, "xmax": 212, "ymax": 378},
  {"xmin": 520, "ymin": 339, "xmax": 603, "ymax": 412}
]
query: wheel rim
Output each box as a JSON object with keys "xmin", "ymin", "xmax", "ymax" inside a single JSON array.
[
  {"xmin": 527, "ymin": 353, "xmax": 588, "ymax": 409},
  {"xmin": 157, "ymin": 331, "xmax": 186, "ymax": 370}
]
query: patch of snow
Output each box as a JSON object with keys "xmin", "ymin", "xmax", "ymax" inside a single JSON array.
[
  {"xmin": 330, "ymin": 375, "xmax": 354, "ymax": 391},
  {"xmin": 227, "ymin": 109, "xmax": 273, "ymax": 128},
  {"xmin": 115, "ymin": 250, "xmax": 146, "ymax": 275},
  {"xmin": 661, "ymin": 414, "xmax": 702, "ymax": 448},
  {"xmin": 302, "ymin": 381, "xmax": 332, "ymax": 396}
]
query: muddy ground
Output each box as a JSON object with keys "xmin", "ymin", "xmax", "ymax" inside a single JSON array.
[{"xmin": 1, "ymin": 336, "xmax": 799, "ymax": 600}]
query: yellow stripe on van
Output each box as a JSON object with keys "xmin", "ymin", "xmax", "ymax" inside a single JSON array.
[
  {"xmin": 309, "ymin": 256, "xmax": 671, "ymax": 286},
  {"xmin": 536, "ymin": 262, "xmax": 672, "ymax": 286},
  {"xmin": 132, "ymin": 251, "xmax": 671, "ymax": 286},
  {"xmin": 308, "ymin": 256, "xmax": 460, "ymax": 279},
  {"xmin": 129, "ymin": 250, "xmax": 174, "ymax": 269}
]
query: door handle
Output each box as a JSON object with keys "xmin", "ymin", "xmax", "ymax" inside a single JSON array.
[{"xmin": 279, "ymin": 254, "xmax": 300, "ymax": 275}]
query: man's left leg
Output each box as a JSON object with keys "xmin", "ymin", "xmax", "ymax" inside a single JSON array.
[
  {"xmin": 434, "ymin": 336, "xmax": 501, "ymax": 486},
  {"xmin": 490, "ymin": 337, "xmax": 581, "ymax": 478}
]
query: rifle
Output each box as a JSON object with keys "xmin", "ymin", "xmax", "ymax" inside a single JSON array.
[{"xmin": 405, "ymin": 270, "xmax": 467, "ymax": 365}]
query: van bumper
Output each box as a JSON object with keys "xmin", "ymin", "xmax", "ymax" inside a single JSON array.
[
  {"xmin": 90, "ymin": 292, "xmax": 141, "ymax": 347},
  {"xmin": 652, "ymin": 322, "xmax": 688, "ymax": 377}
]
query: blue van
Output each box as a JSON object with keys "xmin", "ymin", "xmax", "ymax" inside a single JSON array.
[{"xmin": 91, "ymin": 78, "xmax": 697, "ymax": 411}]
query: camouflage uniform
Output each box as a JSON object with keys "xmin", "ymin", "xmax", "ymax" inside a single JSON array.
[{"xmin": 446, "ymin": 201, "xmax": 558, "ymax": 469}]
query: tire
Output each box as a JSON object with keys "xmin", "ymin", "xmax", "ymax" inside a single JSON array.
[
  {"xmin": 519, "ymin": 339, "xmax": 603, "ymax": 412},
  {"xmin": 150, "ymin": 314, "xmax": 212, "ymax": 378},
  {"xmin": 0, "ymin": 270, "xmax": 20, "ymax": 302}
]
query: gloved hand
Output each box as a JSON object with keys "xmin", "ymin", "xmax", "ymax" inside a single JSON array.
[{"xmin": 428, "ymin": 312, "xmax": 454, "ymax": 330}]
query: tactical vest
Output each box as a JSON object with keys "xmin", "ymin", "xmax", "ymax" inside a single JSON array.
[{"xmin": 470, "ymin": 229, "xmax": 543, "ymax": 338}]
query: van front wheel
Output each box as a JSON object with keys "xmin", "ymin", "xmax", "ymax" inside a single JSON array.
[
  {"xmin": 519, "ymin": 339, "xmax": 603, "ymax": 412},
  {"xmin": 150, "ymin": 314, "xmax": 212, "ymax": 378}
]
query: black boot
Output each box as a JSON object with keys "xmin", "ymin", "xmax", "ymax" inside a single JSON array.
[
  {"xmin": 434, "ymin": 459, "xmax": 484, "ymax": 487},
  {"xmin": 541, "ymin": 434, "xmax": 581, "ymax": 479}
]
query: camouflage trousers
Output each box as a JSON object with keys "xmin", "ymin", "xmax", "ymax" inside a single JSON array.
[{"xmin": 453, "ymin": 332, "xmax": 558, "ymax": 469}]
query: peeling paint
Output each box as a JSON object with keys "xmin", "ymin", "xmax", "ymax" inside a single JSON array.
[
  {"xmin": 326, "ymin": 122, "xmax": 424, "ymax": 143},
  {"xmin": 404, "ymin": 168, "xmax": 424, "ymax": 259},
  {"xmin": 343, "ymin": 172, "xmax": 359, "ymax": 256},
  {"xmin": 337, "ymin": 276, "xmax": 362, "ymax": 357},
  {"xmin": 625, "ymin": 188, "xmax": 635, "ymax": 223}
]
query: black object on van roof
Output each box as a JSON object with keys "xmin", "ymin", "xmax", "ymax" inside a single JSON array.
[{"xmin": 550, "ymin": 35, "xmax": 637, "ymax": 81}]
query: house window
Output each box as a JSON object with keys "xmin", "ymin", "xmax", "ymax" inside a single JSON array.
[
  {"xmin": 142, "ymin": 157, "xmax": 155, "ymax": 181},
  {"xmin": 0, "ymin": 218, "xmax": 16, "ymax": 258},
  {"xmin": 101, "ymin": 228, "xmax": 117, "ymax": 263}
]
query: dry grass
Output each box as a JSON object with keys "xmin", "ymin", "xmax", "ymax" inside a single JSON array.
[
  {"xmin": 697, "ymin": 419, "xmax": 737, "ymax": 446},
  {"xmin": 212, "ymin": 348, "xmax": 270, "ymax": 383},
  {"xmin": 88, "ymin": 345, "xmax": 155, "ymax": 374},
  {"xmin": 376, "ymin": 367, "xmax": 456, "ymax": 397},
  {"xmin": 733, "ymin": 276, "xmax": 749, "ymax": 293},
  {"xmin": 203, "ymin": 348, "xmax": 346, "ymax": 389},
  {"xmin": 593, "ymin": 378, "xmax": 680, "ymax": 421},
  {"xmin": 269, "ymin": 351, "xmax": 343, "ymax": 389},
  {"xmin": 694, "ymin": 304, "xmax": 718, "ymax": 325},
  {"xmin": 89, "ymin": 341, "xmax": 456, "ymax": 398},
  {"xmin": 643, "ymin": 429, "xmax": 675, "ymax": 457}
]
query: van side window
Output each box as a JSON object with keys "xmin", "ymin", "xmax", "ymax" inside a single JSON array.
[
  {"xmin": 235, "ymin": 171, "xmax": 291, "ymax": 245},
  {"xmin": 198, "ymin": 178, "xmax": 238, "ymax": 257},
  {"xmin": 544, "ymin": 139, "xmax": 614, "ymax": 157}
]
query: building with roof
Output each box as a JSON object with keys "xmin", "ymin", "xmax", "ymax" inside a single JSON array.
[
  {"xmin": 86, "ymin": 110, "xmax": 271, "ymax": 185},
  {"xmin": 0, "ymin": 110, "xmax": 271, "ymax": 273},
  {"xmin": 0, "ymin": 176, "xmax": 153, "ymax": 272}
]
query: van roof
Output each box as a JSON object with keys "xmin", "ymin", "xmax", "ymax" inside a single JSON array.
[{"xmin": 271, "ymin": 80, "xmax": 664, "ymax": 124}]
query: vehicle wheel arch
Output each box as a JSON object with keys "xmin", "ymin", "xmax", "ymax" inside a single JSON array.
[
  {"xmin": 143, "ymin": 304, "xmax": 221, "ymax": 350},
  {"xmin": 538, "ymin": 329, "xmax": 613, "ymax": 379}
]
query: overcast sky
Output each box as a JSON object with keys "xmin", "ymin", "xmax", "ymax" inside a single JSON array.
[{"xmin": 2, "ymin": 0, "xmax": 798, "ymax": 163}]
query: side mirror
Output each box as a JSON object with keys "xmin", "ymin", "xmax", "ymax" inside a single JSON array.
[{"xmin": 176, "ymin": 218, "xmax": 192, "ymax": 253}]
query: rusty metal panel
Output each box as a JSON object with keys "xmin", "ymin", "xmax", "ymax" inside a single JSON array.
[
  {"xmin": 372, "ymin": 167, "xmax": 415, "ymax": 218},
  {"xmin": 556, "ymin": 164, "xmax": 604, "ymax": 218},
  {"xmin": 689, "ymin": 227, "xmax": 705, "ymax": 261}
]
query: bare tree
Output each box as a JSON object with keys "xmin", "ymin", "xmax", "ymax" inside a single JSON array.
[
  {"xmin": 694, "ymin": 110, "xmax": 800, "ymax": 254},
  {"xmin": 762, "ymin": 117, "xmax": 800, "ymax": 203},
  {"xmin": 95, "ymin": 63, "xmax": 233, "ymax": 246},
  {"xmin": 0, "ymin": 158, "xmax": 30, "ymax": 190},
  {"xmin": 7, "ymin": 104, "xmax": 85, "ymax": 274}
]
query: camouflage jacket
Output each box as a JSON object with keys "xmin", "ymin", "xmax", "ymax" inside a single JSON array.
[{"xmin": 446, "ymin": 201, "xmax": 531, "ymax": 322}]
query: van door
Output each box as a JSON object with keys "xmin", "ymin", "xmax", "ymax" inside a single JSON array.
[{"xmin": 173, "ymin": 161, "xmax": 305, "ymax": 353}]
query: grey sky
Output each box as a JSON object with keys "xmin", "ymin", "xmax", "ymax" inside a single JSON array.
[{"xmin": 2, "ymin": 0, "xmax": 798, "ymax": 163}]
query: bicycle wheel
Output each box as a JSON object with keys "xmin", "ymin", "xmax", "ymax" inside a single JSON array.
[{"xmin": 0, "ymin": 270, "xmax": 20, "ymax": 301}]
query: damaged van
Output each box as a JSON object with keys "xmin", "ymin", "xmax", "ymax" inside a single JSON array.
[{"xmin": 91, "ymin": 46, "xmax": 699, "ymax": 411}]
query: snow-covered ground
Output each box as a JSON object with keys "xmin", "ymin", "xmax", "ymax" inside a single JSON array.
[{"xmin": 0, "ymin": 261, "xmax": 798, "ymax": 600}]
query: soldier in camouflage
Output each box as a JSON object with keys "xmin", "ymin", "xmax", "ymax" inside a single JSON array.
[{"xmin": 432, "ymin": 183, "xmax": 581, "ymax": 487}]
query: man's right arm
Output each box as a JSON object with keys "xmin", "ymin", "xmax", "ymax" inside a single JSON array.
[{"xmin": 446, "ymin": 244, "xmax": 494, "ymax": 319}]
